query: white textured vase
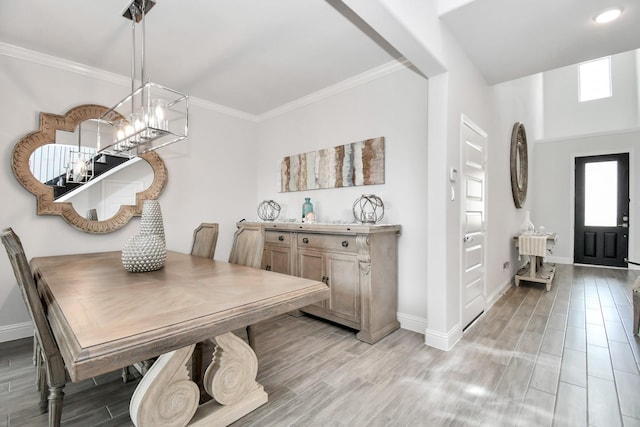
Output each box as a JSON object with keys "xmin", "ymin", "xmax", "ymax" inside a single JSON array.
[
  {"xmin": 122, "ymin": 200, "xmax": 167, "ymax": 272},
  {"xmin": 139, "ymin": 199, "xmax": 165, "ymax": 240},
  {"xmin": 521, "ymin": 210, "xmax": 535, "ymax": 234},
  {"xmin": 122, "ymin": 234, "xmax": 167, "ymax": 272}
]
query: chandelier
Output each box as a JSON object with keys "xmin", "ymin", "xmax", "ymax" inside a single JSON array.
[
  {"xmin": 65, "ymin": 120, "xmax": 94, "ymax": 184},
  {"xmin": 98, "ymin": 0, "xmax": 188, "ymax": 158}
]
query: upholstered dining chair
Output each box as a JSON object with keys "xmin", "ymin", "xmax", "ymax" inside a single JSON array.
[
  {"xmin": 1, "ymin": 228, "xmax": 66, "ymax": 427},
  {"xmin": 190, "ymin": 223, "xmax": 219, "ymax": 259},
  {"xmin": 228, "ymin": 223, "xmax": 265, "ymax": 349}
]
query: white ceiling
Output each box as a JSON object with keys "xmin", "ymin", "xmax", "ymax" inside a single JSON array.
[
  {"xmin": 439, "ymin": 0, "xmax": 640, "ymax": 84},
  {"xmin": 1, "ymin": 0, "xmax": 639, "ymax": 116}
]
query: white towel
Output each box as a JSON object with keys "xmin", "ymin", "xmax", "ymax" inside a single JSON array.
[{"xmin": 518, "ymin": 234, "xmax": 547, "ymax": 257}]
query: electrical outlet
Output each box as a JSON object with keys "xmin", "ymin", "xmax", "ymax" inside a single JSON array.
[{"xmin": 503, "ymin": 261, "xmax": 510, "ymax": 270}]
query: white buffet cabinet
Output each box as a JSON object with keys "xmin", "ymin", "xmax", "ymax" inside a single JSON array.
[{"xmin": 239, "ymin": 222, "xmax": 401, "ymax": 344}]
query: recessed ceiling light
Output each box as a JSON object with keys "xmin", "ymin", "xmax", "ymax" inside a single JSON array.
[{"xmin": 593, "ymin": 7, "xmax": 623, "ymax": 24}]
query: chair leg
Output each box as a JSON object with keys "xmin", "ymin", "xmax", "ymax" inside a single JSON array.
[
  {"xmin": 33, "ymin": 333, "xmax": 38, "ymax": 365},
  {"xmin": 48, "ymin": 385, "xmax": 65, "ymax": 427},
  {"xmin": 121, "ymin": 366, "xmax": 131, "ymax": 383},
  {"xmin": 633, "ymin": 285, "xmax": 639, "ymax": 335},
  {"xmin": 35, "ymin": 348, "xmax": 43, "ymax": 391},
  {"xmin": 34, "ymin": 339, "xmax": 42, "ymax": 390},
  {"xmin": 38, "ymin": 367, "xmax": 48, "ymax": 414},
  {"xmin": 246, "ymin": 325, "xmax": 255, "ymax": 350}
]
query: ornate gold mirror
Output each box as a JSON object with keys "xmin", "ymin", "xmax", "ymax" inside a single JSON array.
[
  {"xmin": 510, "ymin": 122, "xmax": 528, "ymax": 208},
  {"xmin": 12, "ymin": 104, "xmax": 167, "ymax": 233}
]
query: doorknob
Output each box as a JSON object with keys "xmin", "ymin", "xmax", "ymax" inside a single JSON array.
[{"xmin": 464, "ymin": 235, "xmax": 474, "ymax": 243}]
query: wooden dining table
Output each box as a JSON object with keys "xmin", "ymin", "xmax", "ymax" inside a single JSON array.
[{"xmin": 30, "ymin": 250, "xmax": 329, "ymax": 426}]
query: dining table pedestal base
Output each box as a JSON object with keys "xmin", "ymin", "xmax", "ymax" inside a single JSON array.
[{"xmin": 130, "ymin": 332, "xmax": 268, "ymax": 427}]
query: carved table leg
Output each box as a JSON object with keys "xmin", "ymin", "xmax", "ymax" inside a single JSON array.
[
  {"xmin": 129, "ymin": 333, "xmax": 267, "ymax": 427},
  {"xmin": 130, "ymin": 344, "xmax": 200, "ymax": 427},
  {"xmin": 190, "ymin": 332, "xmax": 268, "ymax": 426}
]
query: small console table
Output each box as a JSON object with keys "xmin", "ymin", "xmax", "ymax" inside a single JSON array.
[{"xmin": 514, "ymin": 233, "xmax": 558, "ymax": 291}]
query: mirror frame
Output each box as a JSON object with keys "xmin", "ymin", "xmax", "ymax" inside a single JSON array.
[
  {"xmin": 12, "ymin": 104, "xmax": 168, "ymax": 233},
  {"xmin": 510, "ymin": 122, "xmax": 528, "ymax": 208}
]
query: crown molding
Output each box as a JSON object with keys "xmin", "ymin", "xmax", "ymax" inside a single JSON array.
[
  {"xmin": 0, "ymin": 41, "xmax": 257, "ymax": 122},
  {"xmin": 0, "ymin": 41, "xmax": 129, "ymax": 86},
  {"xmin": 189, "ymin": 97, "xmax": 259, "ymax": 122},
  {"xmin": 256, "ymin": 58, "xmax": 411, "ymax": 122},
  {"xmin": 1, "ymin": 42, "xmax": 411, "ymax": 124}
]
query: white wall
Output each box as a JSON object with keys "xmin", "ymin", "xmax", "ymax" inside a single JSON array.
[
  {"xmin": 256, "ymin": 66, "xmax": 429, "ymax": 327},
  {"xmin": 0, "ymin": 51, "xmax": 258, "ymax": 341},
  {"xmin": 533, "ymin": 48, "xmax": 640, "ymax": 268},
  {"xmin": 490, "ymin": 74, "xmax": 545, "ymax": 290},
  {"xmin": 544, "ymin": 50, "xmax": 639, "ymax": 139},
  {"xmin": 444, "ymin": 30, "xmax": 497, "ymax": 339},
  {"xmin": 533, "ymin": 131, "xmax": 639, "ymax": 266},
  {"xmin": 344, "ymin": 0, "xmax": 545, "ymax": 349}
]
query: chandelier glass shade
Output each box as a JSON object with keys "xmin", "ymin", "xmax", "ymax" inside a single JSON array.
[{"xmin": 98, "ymin": 0, "xmax": 188, "ymax": 158}]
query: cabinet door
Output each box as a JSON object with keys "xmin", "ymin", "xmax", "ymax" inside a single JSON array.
[
  {"xmin": 325, "ymin": 252, "xmax": 360, "ymax": 324},
  {"xmin": 297, "ymin": 249, "xmax": 326, "ymax": 309},
  {"xmin": 263, "ymin": 244, "xmax": 291, "ymax": 274}
]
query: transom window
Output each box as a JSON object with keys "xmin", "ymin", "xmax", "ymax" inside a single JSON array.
[{"xmin": 579, "ymin": 57, "xmax": 612, "ymax": 102}]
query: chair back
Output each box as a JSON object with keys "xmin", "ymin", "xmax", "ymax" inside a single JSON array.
[
  {"xmin": 228, "ymin": 223, "xmax": 264, "ymax": 268},
  {"xmin": 1, "ymin": 228, "xmax": 66, "ymax": 386},
  {"xmin": 190, "ymin": 223, "xmax": 219, "ymax": 259}
]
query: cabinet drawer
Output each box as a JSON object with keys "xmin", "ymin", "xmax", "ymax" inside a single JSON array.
[
  {"xmin": 265, "ymin": 231, "xmax": 291, "ymax": 245},
  {"xmin": 297, "ymin": 233, "xmax": 357, "ymax": 253}
]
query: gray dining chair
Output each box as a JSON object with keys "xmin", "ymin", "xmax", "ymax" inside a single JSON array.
[
  {"xmin": 1, "ymin": 227, "xmax": 66, "ymax": 427},
  {"xmin": 192, "ymin": 223, "xmax": 264, "ymax": 395},
  {"xmin": 191, "ymin": 223, "xmax": 219, "ymax": 259},
  {"xmin": 228, "ymin": 223, "xmax": 265, "ymax": 349}
]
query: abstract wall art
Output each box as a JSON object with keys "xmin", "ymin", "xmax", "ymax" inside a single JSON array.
[{"xmin": 280, "ymin": 137, "xmax": 385, "ymax": 192}]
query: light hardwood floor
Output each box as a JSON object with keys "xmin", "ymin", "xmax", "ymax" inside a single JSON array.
[{"xmin": 1, "ymin": 264, "xmax": 639, "ymax": 426}]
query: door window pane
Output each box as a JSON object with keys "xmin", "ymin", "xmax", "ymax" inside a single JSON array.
[{"xmin": 585, "ymin": 161, "xmax": 617, "ymax": 226}]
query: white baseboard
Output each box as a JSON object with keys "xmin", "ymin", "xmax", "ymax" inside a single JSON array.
[
  {"xmin": 546, "ymin": 256, "xmax": 571, "ymax": 264},
  {"xmin": 398, "ymin": 312, "xmax": 464, "ymax": 351},
  {"xmin": 397, "ymin": 312, "xmax": 427, "ymax": 334},
  {"xmin": 425, "ymin": 323, "xmax": 462, "ymax": 351},
  {"xmin": 487, "ymin": 278, "xmax": 514, "ymax": 309},
  {"xmin": 0, "ymin": 321, "xmax": 33, "ymax": 343}
]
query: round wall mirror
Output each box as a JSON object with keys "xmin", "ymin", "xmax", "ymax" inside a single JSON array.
[
  {"xmin": 12, "ymin": 104, "xmax": 167, "ymax": 233},
  {"xmin": 510, "ymin": 122, "xmax": 528, "ymax": 208}
]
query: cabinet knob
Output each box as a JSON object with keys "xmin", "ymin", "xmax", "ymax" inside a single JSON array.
[
  {"xmin": 302, "ymin": 237, "xmax": 309, "ymax": 244},
  {"xmin": 341, "ymin": 240, "xmax": 349, "ymax": 247},
  {"xmin": 278, "ymin": 235, "xmax": 285, "ymax": 241}
]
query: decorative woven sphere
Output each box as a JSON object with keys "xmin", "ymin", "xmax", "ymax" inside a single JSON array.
[
  {"xmin": 122, "ymin": 234, "xmax": 167, "ymax": 272},
  {"xmin": 352, "ymin": 194, "xmax": 384, "ymax": 224},
  {"xmin": 257, "ymin": 200, "xmax": 281, "ymax": 221}
]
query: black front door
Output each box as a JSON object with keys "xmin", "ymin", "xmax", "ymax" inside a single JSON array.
[{"xmin": 574, "ymin": 153, "xmax": 629, "ymax": 267}]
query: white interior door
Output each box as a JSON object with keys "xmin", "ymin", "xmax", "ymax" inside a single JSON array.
[{"xmin": 461, "ymin": 118, "xmax": 487, "ymax": 330}]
